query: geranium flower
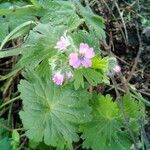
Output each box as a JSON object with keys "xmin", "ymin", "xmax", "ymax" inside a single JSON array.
[
  {"xmin": 69, "ymin": 43, "xmax": 95, "ymax": 68},
  {"xmin": 52, "ymin": 72, "xmax": 64, "ymax": 85},
  {"xmin": 55, "ymin": 36, "xmax": 70, "ymax": 51}
]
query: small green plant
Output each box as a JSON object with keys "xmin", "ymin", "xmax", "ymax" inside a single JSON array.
[{"xmin": 0, "ymin": 0, "xmax": 147, "ymax": 149}]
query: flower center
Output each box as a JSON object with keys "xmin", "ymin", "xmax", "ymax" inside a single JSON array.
[{"xmin": 79, "ymin": 53, "xmax": 85, "ymax": 61}]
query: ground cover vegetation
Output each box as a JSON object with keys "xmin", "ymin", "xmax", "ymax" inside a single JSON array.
[{"xmin": 0, "ymin": 0, "xmax": 149, "ymax": 150}]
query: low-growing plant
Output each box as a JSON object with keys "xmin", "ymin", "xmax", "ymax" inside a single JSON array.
[{"xmin": 0, "ymin": 0, "xmax": 147, "ymax": 150}]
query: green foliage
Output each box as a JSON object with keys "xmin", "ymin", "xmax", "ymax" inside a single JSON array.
[
  {"xmin": 0, "ymin": 0, "xmax": 146, "ymax": 149},
  {"xmin": 0, "ymin": 1, "xmax": 37, "ymax": 43},
  {"xmin": 15, "ymin": 23, "xmax": 64, "ymax": 70},
  {"xmin": 0, "ymin": 0, "xmax": 106, "ymax": 81},
  {"xmin": 122, "ymin": 93, "xmax": 145, "ymax": 132},
  {"xmin": 19, "ymin": 71, "xmax": 91, "ymax": 149},
  {"xmin": 92, "ymin": 56, "xmax": 108, "ymax": 70},
  {"xmin": 72, "ymin": 30, "xmax": 100, "ymax": 54},
  {"xmin": 11, "ymin": 130, "xmax": 20, "ymax": 150},
  {"xmin": 75, "ymin": 2, "xmax": 106, "ymax": 40},
  {"xmin": 0, "ymin": 137, "xmax": 12, "ymax": 150},
  {"xmin": 0, "ymin": 20, "xmax": 36, "ymax": 50},
  {"xmin": 73, "ymin": 56, "xmax": 111, "ymax": 90},
  {"xmin": 123, "ymin": 93, "xmax": 144, "ymax": 118},
  {"xmin": 80, "ymin": 94, "xmax": 130, "ymax": 150},
  {"xmin": 29, "ymin": 140, "xmax": 54, "ymax": 150},
  {"xmin": 73, "ymin": 68, "xmax": 103, "ymax": 90},
  {"xmin": 0, "ymin": 118, "xmax": 8, "ymax": 139},
  {"xmin": 80, "ymin": 94, "xmax": 144, "ymax": 150},
  {"xmin": 40, "ymin": 1, "xmax": 81, "ymax": 28}
]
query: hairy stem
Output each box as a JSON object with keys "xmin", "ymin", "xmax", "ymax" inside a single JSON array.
[{"xmin": 0, "ymin": 96, "xmax": 20, "ymax": 109}]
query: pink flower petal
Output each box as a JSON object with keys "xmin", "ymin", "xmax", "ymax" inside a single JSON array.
[
  {"xmin": 54, "ymin": 36, "xmax": 70, "ymax": 51},
  {"xmin": 79, "ymin": 43, "xmax": 95, "ymax": 59},
  {"xmin": 69, "ymin": 53, "xmax": 81, "ymax": 68},
  {"xmin": 52, "ymin": 72, "xmax": 64, "ymax": 85},
  {"xmin": 81, "ymin": 58, "xmax": 92, "ymax": 68},
  {"xmin": 79, "ymin": 43, "xmax": 89, "ymax": 54},
  {"xmin": 85, "ymin": 48, "xmax": 95, "ymax": 59}
]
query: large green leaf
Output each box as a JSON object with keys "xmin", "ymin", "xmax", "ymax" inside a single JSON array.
[
  {"xmin": 15, "ymin": 23, "xmax": 66, "ymax": 70},
  {"xmin": 0, "ymin": 2, "xmax": 37, "ymax": 43},
  {"xmin": 80, "ymin": 94, "xmax": 132, "ymax": 150},
  {"xmin": 0, "ymin": 137, "xmax": 11, "ymax": 150},
  {"xmin": 76, "ymin": 2, "xmax": 106, "ymax": 40},
  {"xmin": 40, "ymin": 1, "xmax": 75, "ymax": 24},
  {"xmin": 19, "ymin": 71, "xmax": 92, "ymax": 148},
  {"xmin": 0, "ymin": 23, "xmax": 62, "ymax": 80}
]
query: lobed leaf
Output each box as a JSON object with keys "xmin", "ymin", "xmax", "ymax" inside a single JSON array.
[
  {"xmin": 73, "ymin": 68, "xmax": 103, "ymax": 90},
  {"xmin": 80, "ymin": 94, "xmax": 132, "ymax": 150},
  {"xmin": 19, "ymin": 71, "xmax": 92, "ymax": 148}
]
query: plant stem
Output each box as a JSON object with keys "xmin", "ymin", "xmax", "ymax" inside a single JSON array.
[
  {"xmin": 104, "ymin": 40, "xmax": 139, "ymax": 150},
  {"xmin": 115, "ymin": 2, "xmax": 129, "ymax": 44},
  {"xmin": 0, "ymin": 96, "xmax": 20, "ymax": 109},
  {"xmin": 127, "ymin": 21, "xmax": 142, "ymax": 82},
  {"xmin": 0, "ymin": 122, "xmax": 12, "ymax": 131}
]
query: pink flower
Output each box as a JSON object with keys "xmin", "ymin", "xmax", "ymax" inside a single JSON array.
[
  {"xmin": 52, "ymin": 72, "xmax": 64, "ymax": 85},
  {"xmin": 55, "ymin": 36, "xmax": 70, "ymax": 51},
  {"xmin": 69, "ymin": 43, "xmax": 95, "ymax": 68},
  {"xmin": 113, "ymin": 65, "xmax": 121, "ymax": 73},
  {"xmin": 66, "ymin": 71, "xmax": 73, "ymax": 80}
]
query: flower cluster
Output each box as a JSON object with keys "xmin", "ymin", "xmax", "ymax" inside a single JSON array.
[
  {"xmin": 52, "ymin": 71, "xmax": 73, "ymax": 85},
  {"xmin": 52, "ymin": 36, "xmax": 95, "ymax": 85}
]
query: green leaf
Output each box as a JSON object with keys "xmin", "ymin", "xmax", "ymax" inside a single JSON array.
[
  {"xmin": 19, "ymin": 71, "xmax": 91, "ymax": 148},
  {"xmin": 91, "ymin": 57, "xmax": 111, "ymax": 84},
  {"xmin": 40, "ymin": 1, "xmax": 76, "ymax": 26},
  {"xmin": 0, "ymin": 137, "xmax": 12, "ymax": 150},
  {"xmin": 67, "ymin": 14, "xmax": 84, "ymax": 31},
  {"xmin": 122, "ymin": 93, "xmax": 145, "ymax": 132},
  {"xmin": 92, "ymin": 56, "xmax": 108, "ymax": 70},
  {"xmin": 30, "ymin": 0, "xmax": 41, "ymax": 8},
  {"xmin": 0, "ymin": 118, "xmax": 9, "ymax": 139},
  {"xmin": 11, "ymin": 130, "xmax": 20, "ymax": 150},
  {"xmin": 0, "ymin": 4, "xmax": 36, "ymax": 15},
  {"xmin": 29, "ymin": 140, "xmax": 54, "ymax": 150},
  {"xmin": 1, "ymin": 22, "xmax": 64, "ymax": 80},
  {"xmin": 123, "ymin": 93, "xmax": 145, "ymax": 118},
  {"xmin": 12, "ymin": 130, "xmax": 20, "ymax": 143},
  {"xmin": 72, "ymin": 30, "xmax": 100, "ymax": 55},
  {"xmin": 131, "ymin": 90, "xmax": 150, "ymax": 106},
  {"xmin": 0, "ymin": 47, "xmax": 22, "ymax": 59},
  {"xmin": 76, "ymin": 2, "xmax": 106, "ymax": 40},
  {"xmin": 15, "ymin": 23, "xmax": 66, "ymax": 70},
  {"xmin": 86, "ymin": 15, "xmax": 106, "ymax": 40},
  {"xmin": 73, "ymin": 68, "xmax": 103, "ymax": 90},
  {"xmin": 0, "ymin": 20, "xmax": 36, "ymax": 50},
  {"xmin": 81, "ymin": 94, "xmax": 132, "ymax": 150},
  {"xmin": 73, "ymin": 69, "xmax": 84, "ymax": 90},
  {"xmin": 0, "ymin": 2, "xmax": 37, "ymax": 43}
]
